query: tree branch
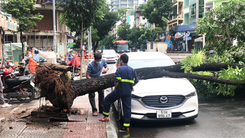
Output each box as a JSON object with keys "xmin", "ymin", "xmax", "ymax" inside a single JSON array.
[{"xmin": 226, "ymin": 19, "xmax": 232, "ymax": 46}]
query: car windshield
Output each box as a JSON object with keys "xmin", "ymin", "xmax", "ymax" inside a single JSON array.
[
  {"xmin": 117, "ymin": 44, "xmax": 129, "ymax": 53},
  {"xmin": 128, "ymin": 59, "xmax": 174, "ymax": 69},
  {"xmin": 103, "ymin": 50, "xmax": 116, "ymax": 55}
]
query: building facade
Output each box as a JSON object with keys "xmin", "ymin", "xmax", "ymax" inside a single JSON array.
[
  {"xmin": 183, "ymin": 0, "xmax": 204, "ymax": 25},
  {"xmin": 3, "ymin": 0, "xmax": 69, "ymax": 56},
  {"xmin": 111, "ymin": 0, "xmax": 139, "ymax": 11},
  {"xmin": 205, "ymin": 0, "xmax": 230, "ymax": 13},
  {"xmin": 167, "ymin": 0, "xmax": 184, "ymax": 30}
]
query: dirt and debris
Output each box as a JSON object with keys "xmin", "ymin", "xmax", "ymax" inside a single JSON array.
[{"xmin": 35, "ymin": 63, "xmax": 75, "ymax": 112}]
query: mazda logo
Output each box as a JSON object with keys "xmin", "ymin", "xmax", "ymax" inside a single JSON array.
[{"xmin": 159, "ymin": 96, "xmax": 168, "ymax": 103}]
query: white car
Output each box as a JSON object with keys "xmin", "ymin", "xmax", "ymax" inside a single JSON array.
[
  {"xmin": 114, "ymin": 52, "xmax": 198, "ymax": 121},
  {"xmin": 102, "ymin": 49, "xmax": 119, "ymax": 63}
]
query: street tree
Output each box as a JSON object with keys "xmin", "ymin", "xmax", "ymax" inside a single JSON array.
[
  {"xmin": 35, "ymin": 62, "xmax": 245, "ymax": 111},
  {"xmin": 91, "ymin": 5, "xmax": 119, "ymax": 52},
  {"xmin": 100, "ymin": 34, "xmax": 117, "ymax": 49},
  {"xmin": 117, "ymin": 23, "xmax": 131, "ymax": 40},
  {"xmin": 196, "ymin": 0, "xmax": 245, "ymax": 56},
  {"xmin": 3, "ymin": 0, "xmax": 44, "ymax": 32},
  {"xmin": 3, "ymin": 0, "xmax": 43, "ymax": 58},
  {"xmin": 127, "ymin": 27, "xmax": 141, "ymax": 48},
  {"xmin": 139, "ymin": 0, "xmax": 175, "ymax": 29},
  {"xmin": 138, "ymin": 27, "xmax": 162, "ymax": 49},
  {"xmin": 192, "ymin": 0, "xmax": 245, "ymax": 97},
  {"xmin": 58, "ymin": 0, "xmax": 105, "ymax": 47}
]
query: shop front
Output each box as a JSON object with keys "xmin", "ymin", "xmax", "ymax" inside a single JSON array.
[{"xmin": 168, "ymin": 24, "xmax": 198, "ymax": 52}]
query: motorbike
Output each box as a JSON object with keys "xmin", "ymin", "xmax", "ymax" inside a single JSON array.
[
  {"xmin": 3, "ymin": 74, "xmax": 36, "ymax": 103},
  {"xmin": 0, "ymin": 65, "xmax": 37, "ymax": 103}
]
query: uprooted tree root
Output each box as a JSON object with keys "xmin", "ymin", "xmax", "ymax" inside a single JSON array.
[{"xmin": 34, "ymin": 64, "xmax": 75, "ymax": 112}]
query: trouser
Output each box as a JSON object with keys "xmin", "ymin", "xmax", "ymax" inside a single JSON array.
[
  {"xmin": 88, "ymin": 89, "xmax": 104, "ymax": 113},
  {"xmin": 0, "ymin": 78, "xmax": 5, "ymax": 104},
  {"xmin": 103, "ymin": 90, "xmax": 131, "ymax": 128}
]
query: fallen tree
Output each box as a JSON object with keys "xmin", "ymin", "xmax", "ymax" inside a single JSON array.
[{"xmin": 35, "ymin": 63, "xmax": 245, "ymax": 111}]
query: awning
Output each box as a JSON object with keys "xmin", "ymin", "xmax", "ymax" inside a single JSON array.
[
  {"xmin": 195, "ymin": 37, "xmax": 203, "ymax": 42},
  {"xmin": 171, "ymin": 24, "xmax": 196, "ymax": 32}
]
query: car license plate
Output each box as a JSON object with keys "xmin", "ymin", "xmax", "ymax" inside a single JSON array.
[{"xmin": 156, "ymin": 110, "xmax": 172, "ymax": 118}]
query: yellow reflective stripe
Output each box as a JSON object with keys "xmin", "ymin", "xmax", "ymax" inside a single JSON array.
[
  {"xmin": 116, "ymin": 77, "xmax": 134, "ymax": 83},
  {"xmin": 103, "ymin": 111, "xmax": 109, "ymax": 116},
  {"xmin": 120, "ymin": 79, "xmax": 134, "ymax": 83},
  {"xmin": 124, "ymin": 134, "xmax": 130, "ymax": 138},
  {"xmin": 123, "ymin": 123, "xmax": 130, "ymax": 127},
  {"xmin": 133, "ymin": 78, "xmax": 135, "ymax": 81}
]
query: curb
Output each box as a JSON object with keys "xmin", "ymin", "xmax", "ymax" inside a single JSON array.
[
  {"xmin": 106, "ymin": 107, "xmax": 118, "ymax": 138},
  {"xmin": 105, "ymin": 88, "xmax": 118, "ymax": 138}
]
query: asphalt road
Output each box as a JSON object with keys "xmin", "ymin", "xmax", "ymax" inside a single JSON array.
[{"xmin": 117, "ymin": 97, "xmax": 245, "ymax": 138}]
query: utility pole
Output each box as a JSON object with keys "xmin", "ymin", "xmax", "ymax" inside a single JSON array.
[
  {"xmin": 89, "ymin": 26, "xmax": 92, "ymax": 56},
  {"xmin": 53, "ymin": 0, "xmax": 56, "ymax": 53},
  {"xmin": 80, "ymin": 19, "xmax": 84, "ymax": 79}
]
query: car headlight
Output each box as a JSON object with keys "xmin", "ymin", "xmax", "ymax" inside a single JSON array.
[
  {"xmin": 132, "ymin": 94, "xmax": 142, "ymax": 100},
  {"xmin": 185, "ymin": 92, "xmax": 196, "ymax": 98}
]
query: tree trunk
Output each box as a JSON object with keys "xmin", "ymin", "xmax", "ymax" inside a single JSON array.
[{"xmin": 35, "ymin": 63, "xmax": 245, "ymax": 111}]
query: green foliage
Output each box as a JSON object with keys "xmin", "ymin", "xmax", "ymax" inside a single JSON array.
[
  {"xmin": 184, "ymin": 0, "xmax": 245, "ymax": 98},
  {"xmin": 117, "ymin": 7, "xmax": 127, "ymax": 23},
  {"xmin": 138, "ymin": 27, "xmax": 162, "ymax": 49},
  {"xmin": 139, "ymin": 0, "xmax": 175, "ymax": 29},
  {"xmin": 100, "ymin": 34, "xmax": 117, "ymax": 49},
  {"xmin": 117, "ymin": 23, "xmax": 131, "ymax": 40},
  {"xmin": 3, "ymin": 0, "xmax": 43, "ymax": 32},
  {"xmin": 196, "ymin": 0, "xmax": 245, "ymax": 55},
  {"xmin": 92, "ymin": 5, "xmax": 119, "ymax": 51},
  {"xmin": 58, "ymin": 0, "xmax": 105, "ymax": 36},
  {"xmin": 127, "ymin": 27, "xmax": 141, "ymax": 48},
  {"xmin": 180, "ymin": 51, "xmax": 205, "ymax": 73}
]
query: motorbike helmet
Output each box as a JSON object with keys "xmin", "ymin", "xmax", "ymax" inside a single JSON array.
[{"xmin": 35, "ymin": 49, "xmax": 39, "ymax": 54}]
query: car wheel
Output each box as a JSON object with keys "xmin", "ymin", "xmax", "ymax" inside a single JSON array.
[{"xmin": 117, "ymin": 98, "xmax": 123, "ymax": 122}]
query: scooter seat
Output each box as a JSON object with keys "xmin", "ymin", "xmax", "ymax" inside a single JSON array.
[{"xmin": 5, "ymin": 75, "xmax": 32, "ymax": 88}]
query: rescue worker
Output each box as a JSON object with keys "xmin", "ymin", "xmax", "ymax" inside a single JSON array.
[
  {"xmin": 32, "ymin": 50, "xmax": 46, "ymax": 63},
  {"xmin": 99, "ymin": 54, "xmax": 139, "ymax": 133},
  {"xmin": 86, "ymin": 53, "xmax": 109, "ymax": 116}
]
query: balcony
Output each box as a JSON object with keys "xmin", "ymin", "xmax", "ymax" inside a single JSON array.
[
  {"xmin": 173, "ymin": 13, "xmax": 183, "ymax": 19},
  {"xmin": 168, "ymin": 12, "xmax": 184, "ymax": 25}
]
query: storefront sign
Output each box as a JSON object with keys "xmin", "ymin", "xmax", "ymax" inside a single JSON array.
[{"xmin": 68, "ymin": 39, "xmax": 74, "ymax": 47}]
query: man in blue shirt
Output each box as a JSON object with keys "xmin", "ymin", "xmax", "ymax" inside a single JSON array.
[
  {"xmin": 86, "ymin": 53, "xmax": 109, "ymax": 116},
  {"xmin": 32, "ymin": 50, "xmax": 46, "ymax": 63},
  {"xmin": 99, "ymin": 54, "xmax": 139, "ymax": 133},
  {"xmin": 68, "ymin": 51, "xmax": 73, "ymax": 61}
]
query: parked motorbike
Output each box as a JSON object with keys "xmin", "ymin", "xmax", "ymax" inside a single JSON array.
[{"xmin": 2, "ymin": 74, "xmax": 36, "ymax": 103}]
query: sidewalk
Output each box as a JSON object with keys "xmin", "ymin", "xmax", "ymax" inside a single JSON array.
[
  {"xmin": 0, "ymin": 94, "xmax": 111, "ymax": 138},
  {"xmin": 63, "ymin": 94, "xmax": 107, "ymax": 138}
]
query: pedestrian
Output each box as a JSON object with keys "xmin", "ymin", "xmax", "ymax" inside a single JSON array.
[
  {"xmin": 99, "ymin": 54, "xmax": 139, "ymax": 133},
  {"xmin": 32, "ymin": 50, "xmax": 46, "ymax": 63},
  {"xmin": 86, "ymin": 53, "xmax": 109, "ymax": 116},
  {"xmin": 68, "ymin": 51, "xmax": 73, "ymax": 61},
  {"xmin": 0, "ymin": 62, "xmax": 11, "ymax": 108},
  {"xmin": 26, "ymin": 47, "xmax": 33, "ymax": 64}
]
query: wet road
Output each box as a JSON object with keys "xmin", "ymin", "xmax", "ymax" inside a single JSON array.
[{"xmin": 118, "ymin": 98, "xmax": 245, "ymax": 138}]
